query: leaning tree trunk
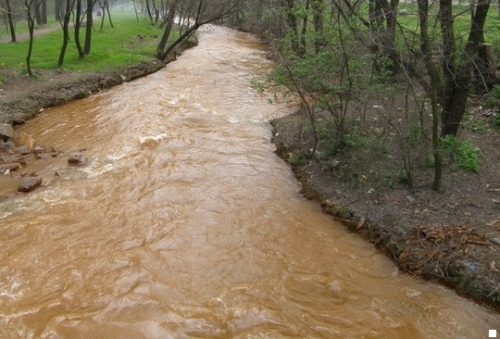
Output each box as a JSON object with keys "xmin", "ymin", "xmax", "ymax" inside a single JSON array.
[{"xmin": 157, "ymin": 0, "xmax": 178, "ymax": 59}]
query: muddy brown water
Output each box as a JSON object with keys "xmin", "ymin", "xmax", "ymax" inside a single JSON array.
[{"xmin": 0, "ymin": 26, "xmax": 498, "ymax": 338}]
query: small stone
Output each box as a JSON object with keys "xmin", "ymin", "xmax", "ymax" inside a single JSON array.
[
  {"xmin": 367, "ymin": 188, "xmax": 375, "ymax": 194},
  {"xmin": 0, "ymin": 123, "xmax": 16, "ymax": 141},
  {"xmin": 33, "ymin": 145, "xmax": 45, "ymax": 154},
  {"xmin": 490, "ymin": 237, "xmax": 500, "ymax": 246},
  {"xmin": 18, "ymin": 176, "xmax": 42, "ymax": 192},
  {"xmin": 406, "ymin": 195, "xmax": 416, "ymax": 202},
  {"xmin": 15, "ymin": 145, "xmax": 32, "ymax": 155},
  {"xmin": 356, "ymin": 217, "xmax": 366, "ymax": 229},
  {"xmin": 36, "ymin": 153, "xmax": 51, "ymax": 160},
  {"xmin": 0, "ymin": 163, "xmax": 21, "ymax": 173},
  {"xmin": 68, "ymin": 153, "xmax": 87, "ymax": 166}
]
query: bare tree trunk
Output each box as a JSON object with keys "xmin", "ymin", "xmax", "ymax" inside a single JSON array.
[
  {"xmin": 440, "ymin": 0, "xmax": 491, "ymax": 136},
  {"xmin": 105, "ymin": 0, "xmax": 113, "ymax": 27},
  {"xmin": 312, "ymin": 0, "xmax": 324, "ymax": 53},
  {"xmin": 5, "ymin": 0, "xmax": 16, "ymax": 42},
  {"xmin": 74, "ymin": 0, "xmax": 84, "ymax": 58},
  {"xmin": 157, "ymin": 0, "xmax": 178, "ymax": 58},
  {"xmin": 58, "ymin": 0, "xmax": 73, "ymax": 66},
  {"xmin": 27, "ymin": 17, "xmax": 35, "ymax": 76},
  {"xmin": 417, "ymin": 0, "xmax": 443, "ymax": 191},
  {"xmin": 286, "ymin": 0, "xmax": 299, "ymax": 53},
  {"xmin": 55, "ymin": 0, "xmax": 61, "ymax": 21},
  {"xmin": 84, "ymin": 0, "xmax": 94, "ymax": 54},
  {"xmin": 299, "ymin": 0, "xmax": 310, "ymax": 56},
  {"xmin": 145, "ymin": 0, "xmax": 153, "ymax": 22},
  {"xmin": 133, "ymin": 0, "xmax": 139, "ymax": 23},
  {"xmin": 40, "ymin": 0, "xmax": 47, "ymax": 24},
  {"xmin": 34, "ymin": 0, "xmax": 42, "ymax": 25},
  {"xmin": 23, "ymin": 0, "xmax": 43, "ymax": 77}
]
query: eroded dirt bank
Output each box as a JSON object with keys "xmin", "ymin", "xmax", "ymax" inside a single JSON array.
[{"xmin": 272, "ymin": 111, "xmax": 500, "ymax": 310}]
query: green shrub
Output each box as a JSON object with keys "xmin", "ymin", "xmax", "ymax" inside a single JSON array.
[
  {"xmin": 484, "ymin": 85, "xmax": 500, "ymax": 109},
  {"xmin": 287, "ymin": 151, "xmax": 306, "ymax": 166},
  {"xmin": 494, "ymin": 113, "xmax": 500, "ymax": 129},
  {"xmin": 441, "ymin": 135, "xmax": 480, "ymax": 173}
]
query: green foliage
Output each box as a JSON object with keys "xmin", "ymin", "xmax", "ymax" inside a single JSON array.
[
  {"xmin": 464, "ymin": 119, "xmax": 490, "ymax": 134},
  {"xmin": 287, "ymin": 151, "xmax": 307, "ymax": 166},
  {"xmin": 484, "ymin": 85, "xmax": 500, "ymax": 109},
  {"xmin": 250, "ymin": 78, "xmax": 265, "ymax": 93},
  {"xmin": 0, "ymin": 14, "xmax": 166, "ymax": 73},
  {"xmin": 441, "ymin": 135, "xmax": 481, "ymax": 173},
  {"xmin": 494, "ymin": 113, "xmax": 500, "ymax": 129}
]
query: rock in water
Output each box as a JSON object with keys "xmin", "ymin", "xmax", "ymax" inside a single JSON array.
[
  {"xmin": 15, "ymin": 145, "xmax": 32, "ymax": 155},
  {"xmin": 15, "ymin": 131, "xmax": 35, "ymax": 149},
  {"xmin": 0, "ymin": 163, "xmax": 21, "ymax": 173},
  {"xmin": 0, "ymin": 124, "xmax": 16, "ymax": 141},
  {"xmin": 18, "ymin": 176, "xmax": 42, "ymax": 192},
  {"xmin": 68, "ymin": 153, "xmax": 87, "ymax": 166}
]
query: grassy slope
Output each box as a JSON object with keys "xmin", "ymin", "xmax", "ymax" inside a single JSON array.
[{"xmin": 0, "ymin": 14, "xmax": 173, "ymax": 75}]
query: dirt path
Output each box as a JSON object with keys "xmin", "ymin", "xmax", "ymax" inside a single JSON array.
[{"xmin": 0, "ymin": 24, "xmax": 60, "ymax": 44}]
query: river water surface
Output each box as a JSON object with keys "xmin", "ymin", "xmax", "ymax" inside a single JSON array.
[{"xmin": 0, "ymin": 26, "xmax": 498, "ymax": 338}]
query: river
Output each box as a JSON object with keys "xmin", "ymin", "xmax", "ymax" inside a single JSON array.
[{"xmin": 0, "ymin": 26, "xmax": 498, "ymax": 338}]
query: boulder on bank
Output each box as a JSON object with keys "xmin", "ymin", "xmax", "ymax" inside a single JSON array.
[
  {"xmin": 18, "ymin": 176, "xmax": 42, "ymax": 192},
  {"xmin": 0, "ymin": 124, "xmax": 15, "ymax": 141}
]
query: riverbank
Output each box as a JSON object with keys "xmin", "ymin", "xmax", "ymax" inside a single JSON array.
[
  {"xmin": 0, "ymin": 39, "xmax": 196, "ymax": 197},
  {"xmin": 0, "ymin": 39, "xmax": 196, "ymax": 125},
  {"xmin": 271, "ymin": 110, "xmax": 500, "ymax": 310}
]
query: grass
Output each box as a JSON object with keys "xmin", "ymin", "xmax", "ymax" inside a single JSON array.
[
  {"xmin": 396, "ymin": 4, "xmax": 500, "ymax": 54},
  {"xmin": 0, "ymin": 18, "xmax": 59, "ymax": 40},
  {"xmin": 0, "ymin": 13, "xmax": 172, "ymax": 74}
]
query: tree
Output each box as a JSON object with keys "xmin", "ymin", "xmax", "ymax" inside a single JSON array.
[
  {"xmin": 156, "ymin": 0, "xmax": 238, "ymax": 61},
  {"xmin": 74, "ymin": 0, "xmax": 85, "ymax": 58},
  {"xmin": 439, "ymin": 0, "xmax": 492, "ymax": 136},
  {"xmin": 58, "ymin": 0, "xmax": 75, "ymax": 66},
  {"xmin": 84, "ymin": 0, "xmax": 94, "ymax": 55},
  {"xmin": 4, "ymin": 0, "xmax": 16, "ymax": 42},
  {"xmin": 416, "ymin": 0, "xmax": 443, "ymax": 191},
  {"xmin": 22, "ymin": 0, "xmax": 43, "ymax": 76},
  {"xmin": 157, "ymin": 0, "xmax": 178, "ymax": 59}
]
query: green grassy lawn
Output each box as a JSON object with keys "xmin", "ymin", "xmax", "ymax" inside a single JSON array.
[
  {"xmin": 0, "ymin": 14, "xmax": 171, "ymax": 75},
  {"xmin": 396, "ymin": 4, "xmax": 500, "ymax": 53},
  {"xmin": 0, "ymin": 18, "xmax": 59, "ymax": 40}
]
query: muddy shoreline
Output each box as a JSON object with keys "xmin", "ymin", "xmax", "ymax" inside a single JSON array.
[
  {"xmin": 0, "ymin": 39, "xmax": 197, "ymax": 125},
  {"xmin": 271, "ymin": 116, "xmax": 500, "ymax": 311}
]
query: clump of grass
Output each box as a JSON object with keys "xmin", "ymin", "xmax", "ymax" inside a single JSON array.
[{"xmin": 441, "ymin": 135, "xmax": 481, "ymax": 173}]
